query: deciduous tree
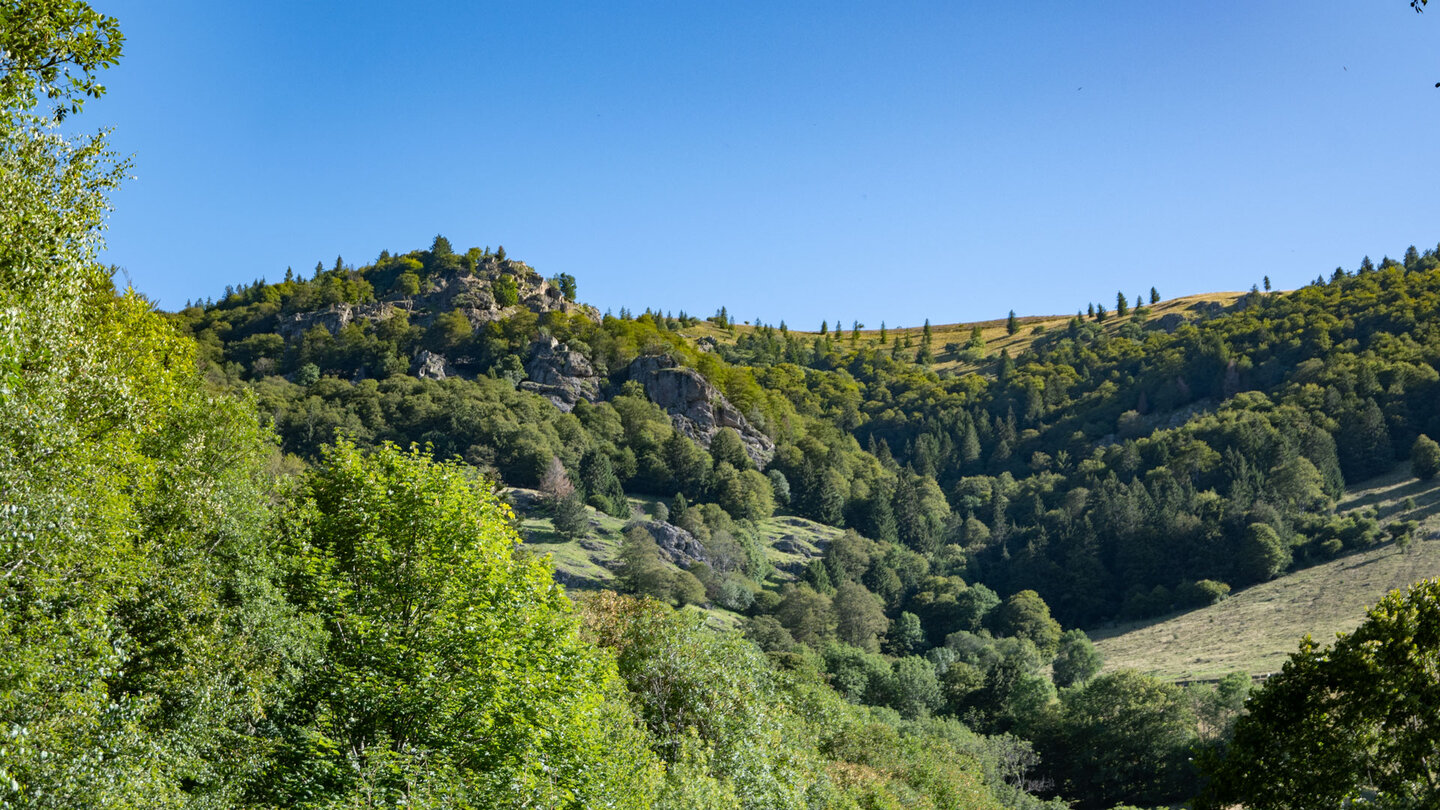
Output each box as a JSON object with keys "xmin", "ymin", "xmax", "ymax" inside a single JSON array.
[{"xmin": 1199, "ymin": 578, "xmax": 1440, "ymax": 810}]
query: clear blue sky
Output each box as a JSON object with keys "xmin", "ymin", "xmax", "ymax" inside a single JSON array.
[{"xmin": 96, "ymin": 1, "xmax": 1440, "ymax": 327}]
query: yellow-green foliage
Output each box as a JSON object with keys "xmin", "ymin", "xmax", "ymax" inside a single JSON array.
[
  {"xmin": 260, "ymin": 442, "xmax": 658, "ymax": 807},
  {"xmin": 1, "ymin": 4, "xmax": 315, "ymax": 801}
]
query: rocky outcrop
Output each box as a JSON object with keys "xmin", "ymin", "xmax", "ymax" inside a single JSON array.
[
  {"xmin": 275, "ymin": 267, "xmax": 598, "ymax": 342},
  {"xmin": 414, "ymin": 266, "xmax": 598, "ymax": 327},
  {"xmin": 413, "ymin": 350, "xmax": 457, "ymax": 381},
  {"xmin": 632, "ymin": 520, "xmax": 707, "ymax": 568},
  {"xmin": 276, "ymin": 301, "xmax": 410, "ymax": 340},
  {"xmin": 766, "ymin": 516, "xmax": 834, "ymax": 577},
  {"xmin": 519, "ymin": 336, "xmax": 601, "ymax": 411},
  {"xmin": 627, "ymin": 355, "xmax": 774, "ymax": 468}
]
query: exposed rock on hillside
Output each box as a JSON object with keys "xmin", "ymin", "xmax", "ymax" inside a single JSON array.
[
  {"xmin": 274, "ymin": 267, "xmax": 595, "ymax": 341},
  {"xmin": 627, "ymin": 355, "xmax": 774, "ymax": 468},
  {"xmin": 276, "ymin": 301, "xmax": 399, "ymax": 340},
  {"xmin": 520, "ymin": 336, "xmax": 601, "ymax": 411},
  {"xmin": 766, "ymin": 516, "xmax": 835, "ymax": 577},
  {"xmin": 631, "ymin": 520, "xmax": 707, "ymax": 568},
  {"xmin": 414, "ymin": 350, "xmax": 458, "ymax": 381}
]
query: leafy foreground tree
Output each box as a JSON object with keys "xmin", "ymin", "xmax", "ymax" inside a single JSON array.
[
  {"xmin": 1198, "ymin": 577, "xmax": 1440, "ymax": 810},
  {"xmin": 582, "ymin": 591, "xmax": 823, "ymax": 809},
  {"xmin": 0, "ymin": 1, "xmax": 319, "ymax": 804},
  {"xmin": 257, "ymin": 441, "xmax": 657, "ymax": 807}
]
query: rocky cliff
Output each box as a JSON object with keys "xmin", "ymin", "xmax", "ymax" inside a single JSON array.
[
  {"xmin": 627, "ymin": 355, "xmax": 775, "ymax": 468},
  {"xmin": 519, "ymin": 336, "xmax": 602, "ymax": 410}
]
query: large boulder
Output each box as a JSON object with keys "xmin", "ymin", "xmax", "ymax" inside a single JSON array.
[
  {"xmin": 413, "ymin": 350, "xmax": 457, "ymax": 381},
  {"xmin": 627, "ymin": 355, "xmax": 774, "ymax": 468},
  {"xmin": 633, "ymin": 520, "xmax": 707, "ymax": 568},
  {"xmin": 520, "ymin": 336, "xmax": 601, "ymax": 411}
]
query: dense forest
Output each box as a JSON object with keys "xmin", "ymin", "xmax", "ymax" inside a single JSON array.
[{"xmin": 7, "ymin": 2, "xmax": 1440, "ymax": 808}]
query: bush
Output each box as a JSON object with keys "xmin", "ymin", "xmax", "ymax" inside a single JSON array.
[
  {"xmin": 1176, "ymin": 579, "xmax": 1231, "ymax": 608},
  {"xmin": 1412, "ymin": 434, "xmax": 1440, "ymax": 480}
]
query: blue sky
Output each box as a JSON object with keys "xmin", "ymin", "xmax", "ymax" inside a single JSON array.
[{"xmin": 97, "ymin": 1, "xmax": 1440, "ymax": 327}]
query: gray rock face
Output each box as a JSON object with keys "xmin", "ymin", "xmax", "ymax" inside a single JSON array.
[
  {"xmin": 627, "ymin": 355, "xmax": 775, "ymax": 468},
  {"xmin": 276, "ymin": 302, "xmax": 410, "ymax": 340},
  {"xmin": 633, "ymin": 520, "xmax": 707, "ymax": 568},
  {"xmin": 519, "ymin": 336, "xmax": 601, "ymax": 411},
  {"xmin": 275, "ymin": 266, "xmax": 598, "ymax": 343},
  {"xmin": 413, "ymin": 350, "xmax": 456, "ymax": 381}
]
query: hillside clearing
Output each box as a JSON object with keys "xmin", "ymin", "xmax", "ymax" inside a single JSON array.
[
  {"xmin": 1091, "ymin": 464, "xmax": 1440, "ymax": 681},
  {"xmin": 679, "ymin": 291, "xmax": 1246, "ymax": 375}
]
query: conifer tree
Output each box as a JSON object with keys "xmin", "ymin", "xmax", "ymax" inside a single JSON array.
[{"xmin": 1007, "ymin": 310, "xmax": 1018, "ymax": 335}]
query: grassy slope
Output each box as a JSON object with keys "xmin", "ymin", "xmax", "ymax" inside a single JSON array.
[
  {"xmin": 509, "ymin": 490, "xmax": 843, "ymax": 632},
  {"xmin": 679, "ymin": 291, "xmax": 1245, "ymax": 375},
  {"xmin": 1091, "ymin": 464, "xmax": 1440, "ymax": 681}
]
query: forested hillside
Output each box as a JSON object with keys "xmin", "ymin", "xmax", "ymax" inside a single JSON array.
[
  {"xmin": 165, "ymin": 228, "xmax": 1440, "ymax": 806},
  {"xmin": 0, "ymin": 3, "xmax": 1077, "ymax": 808},
  {"xmin": 186, "ymin": 237, "xmax": 1440, "ymax": 628},
  {"xmin": 11, "ymin": 2, "xmax": 1440, "ymax": 808}
]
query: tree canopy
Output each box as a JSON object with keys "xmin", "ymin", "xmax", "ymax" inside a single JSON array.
[{"xmin": 1199, "ymin": 577, "xmax": 1440, "ymax": 810}]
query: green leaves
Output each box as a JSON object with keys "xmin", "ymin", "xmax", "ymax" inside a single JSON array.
[
  {"xmin": 1200, "ymin": 579, "xmax": 1440, "ymax": 809},
  {"xmin": 0, "ymin": 0, "xmax": 123, "ymax": 120},
  {"xmin": 265, "ymin": 442, "xmax": 657, "ymax": 808}
]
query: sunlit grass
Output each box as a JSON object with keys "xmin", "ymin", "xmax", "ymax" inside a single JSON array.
[{"xmin": 1092, "ymin": 463, "xmax": 1440, "ymax": 681}]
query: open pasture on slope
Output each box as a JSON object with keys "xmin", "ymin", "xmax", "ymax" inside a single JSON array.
[
  {"xmin": 680, "ymin": 291, "xmax": 1247, "ymax": 376},
  {"xmin": 1092, "ymin": 464, "xmax": 1440, "ymax": 681}
]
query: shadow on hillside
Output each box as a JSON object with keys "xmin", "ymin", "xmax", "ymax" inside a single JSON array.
[
  {"xmin": 1340, "ymin": 554, "xmax": 1388, "ymax": 572},
  {"xmin": 1341, "ymin": 471, "xmax": 1440, "ymax": 514}
]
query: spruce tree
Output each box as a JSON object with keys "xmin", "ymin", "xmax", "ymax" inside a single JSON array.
[{"xmin": 966, "ymin": 324, "xmax": 984, "ymax": 350}]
